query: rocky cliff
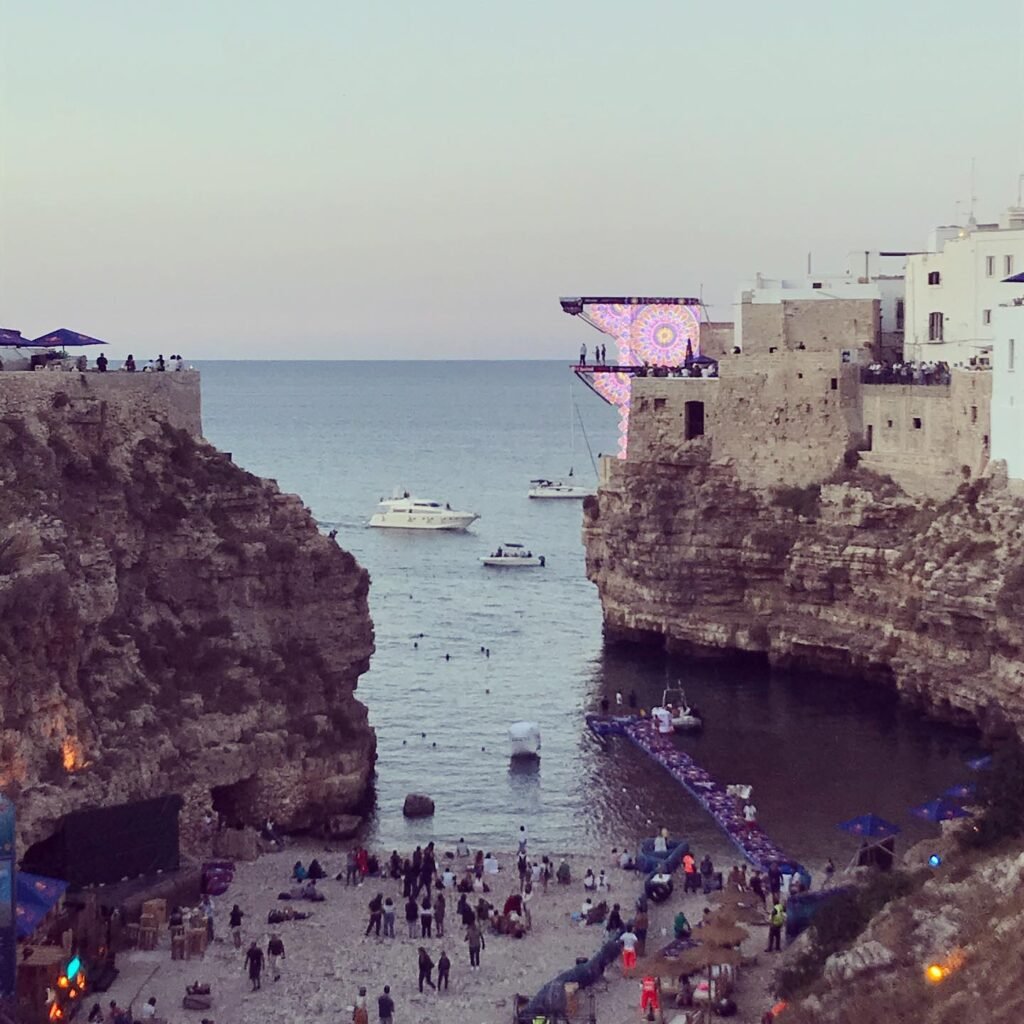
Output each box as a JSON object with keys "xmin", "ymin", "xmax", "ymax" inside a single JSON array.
[
  {"xmin": 0, "ymin": 377, "xmax": 375, "ymax": 852},
  {"xmin": 584, "ymin": 454, "xmax": 1024, "ymax": 731}
]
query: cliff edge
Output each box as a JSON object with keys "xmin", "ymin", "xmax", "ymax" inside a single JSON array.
[
  {"xmin": 0, "ymin": 373, "xmax": 375, "ymax": 852},
  {"xmin": 584, "ymin": 455, "xmax": 1024, "ymax": 731}
]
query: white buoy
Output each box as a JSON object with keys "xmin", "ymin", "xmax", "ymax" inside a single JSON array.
[{"xmin": 508, "ymin": 721, "xmax": 541, "ymax": 759}]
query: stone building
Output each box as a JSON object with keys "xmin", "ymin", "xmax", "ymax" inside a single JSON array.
[
  {"xmin": 989, "ymin": 274, "xmax": 1024, "ymax": 481},
  {"xmin": 622, "ymin": 296, "xmax": 992, "ymax": 500}
]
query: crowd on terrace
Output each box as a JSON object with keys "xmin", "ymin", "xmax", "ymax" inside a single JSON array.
[{"xmin": 861, "ymin": 360, "xmax": 954, "ymax": 386}]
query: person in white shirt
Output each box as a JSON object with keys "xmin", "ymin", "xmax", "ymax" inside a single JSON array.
[
  {"xmin": 139, "ymin": 997, "xmax": 158, "ymax": 1019},
  {"xmin": 582, "ymin": 869, "xmax": 597, "ymax": 891},
  {"xmin": 483, "ymin": 853, "xmax": 499, "ymax": 875},
  {"xmin": 581, "ymin": 897, "xmax": 593, "ymax": 919},
  {"xmin": 743, "ymin": 803, "xmax": 758, "ymax": 829},
  {"xmin": 619, "ymin": 928, "xmax": 639, "ymax": 972},
  {"xmin": 441, "ymin": 868, "xmax": 456, "ymax": 889},
  {"xmin": 597, "ymin": 870, "xmax": 610, "ymax": 892},
  {"xmin": 653, "ymin": 833, "xmax": 668, "ymax": 854},
  {"xmin": 456, "ymin": 838, "xmax": 470, "ymax": 858}
]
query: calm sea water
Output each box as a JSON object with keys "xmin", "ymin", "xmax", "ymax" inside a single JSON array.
[{"xmin": 199, "ymin": 361, "xmax": 979, "ymax": 872}]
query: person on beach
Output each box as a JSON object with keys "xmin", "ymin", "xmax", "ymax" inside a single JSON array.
[
  {"xmin": 522, "ymin": 880, "xmax": 533, "ymax": 929},
  {"xmin": 229, "ymin": 904, "xmax": 244, "ymax": 948},
  {"xmin": 378, "ymin": 986, "xmax": 394, "ymax": 1024},
  {"xmin": 767, "ymin": 862, "xmax": 783, "ymax": 900},
  {"xmin": 267, "ymin": 934, "xmax": 285, "ymax": 981},
  {"xmin": 556, "ymin": 858, "xmax": 571, "ymax": 885},
  {"xmin": 619, "ymin": 925, "xmax": 639, "ymax": 973},
  {"xmin": 633, "ymin": 904, "xmax": 649, "ymax": 955},
  {"xmin": 750, "ymin": 871, "xmax": 767, "ymax": 907},
  {"xmin": 357, "ymin": 846, "xmax": 370, "ymax": 881},
  {"xmin": 457, "ymin": 893, "xmax": 474, "ymax": 927},
  {"xmin": 517, "ymin": 851, "xmax": 529, "ymax": 890},
  {"xmin": 389, "ymin": 851, "xmax": 402, "ymax": 879},
  {"xmin": 293, "ymin": 861, "xmax": 307, "ymax": 882},
  {"xmin": 517, "ymin": 825, "xmax": 528, "ymax": 854},
  {"xmin": 456, "ymin": 838, "xmax": 470, "ymax": 858},
  {"xmin": 417, "ymin": 947, "xmax": 436, "ymax": 992},
  {"xmin": 346, "ymin": 849, "xmax": 359, "ymax": 886},
  {"xmin": 245, "ymin": 940, "xmax": 264, "ymax": 990},
  {"xmin": 405, "ymin": 895, "xmax": 419, "ymax": 938},
  {"xmin": 465, "ymin": 921, "xmax": 484, "ymax": 969},
  {"xmin": 383, "ymin": 896, "xmax": 396, "ymax": 937},
  {"xmin": 366, "ymin": 893, "xmax": 384, "ymax": 937},
  {"xmin": 123, "ymin": 354, "xmax": 136, "ymax": 372},
  {"xmin": 766, "ymin": 900, "xmax": 785, "ymax": 952},
  {"xmin": 441, "ymin": 866, "xmax": 456, "ymax": 889},
  {"xmin": 420, "ymin": 895, "xmax": 433, "ymax": 937},
  {"xmin": 606, "ymin": 903, "xmax": 624, "ymax": 935},
  {"xmin": 824, "ymin": 858, "xmax": 836, "ymax": 888},
  {"xmin": 653, "ymin": 828, "xmax": 668, "ymax": 854},
  {"xmin": 434, "ymin": 891, "xmax": 446, "ymax": 937},
  {"xmin": 437, "ymin": 950, "xmax": 451, "ymax": 990},
  {"xmin": 673, "ymin": 910, "xmax": 691, "ymax": 939},
  {"xmin": 583, "ymin": 868, "xmax": 597, "ymax": 891},
  {"xmin": 597, "ymin": 869, "xmax": 610, "ymax": 892},
  {"xmin": 403, "ymin": 859, "xmax": 416, "ymax": 897},
  {"xmin": 483, "ymin": 852, "xmax": 499, "ymax": 875},
  {"xmin": 682, "ymin": 850, "xmax": 697, "ymax": 893},
  {"xmin": 353, "ymin": 986, "xmax": 369, "ymax": 1024},
  {"xmin": 700, "ymin": 854, "xmax": 715, "ymax": 894}
]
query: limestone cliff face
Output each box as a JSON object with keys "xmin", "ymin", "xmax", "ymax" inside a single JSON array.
[
  {"xmin": 585, "ymin": 455, "xmax": 1024, "ymax": 731},
  {"xmin": 0, "ymin": 378, "xmax": 375, "ymax": 852}
]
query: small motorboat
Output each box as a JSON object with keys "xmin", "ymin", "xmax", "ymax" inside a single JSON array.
[
  {"xmin": 528, "ymin": 478, "xmax": 593, "ymax": 499},
  {"xmin": 661, "ymin": 687, "xmax": 703, "ymax": 731},
  {"xmin": 508, "ymin": 721, "xmax": 541, "ymax": 759},
  {"xmin": 369, "ymin": 492, "xmax": 479, "ymax": 531},
  {"xmin": 481, "ymin": 543, "xmax": 545, "ymax": 567}
]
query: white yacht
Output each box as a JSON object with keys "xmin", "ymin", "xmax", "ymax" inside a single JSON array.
[
  {"xmin": 528, "ymin": 478, "xmax": 594, "ymax": 499},
  {"xmin": 369, "ymin": 495, "xmax": 479, "ymax": 531},
  {"xmin": 481, "ymin": 543, "xmax": 545, "ymax": 567}
]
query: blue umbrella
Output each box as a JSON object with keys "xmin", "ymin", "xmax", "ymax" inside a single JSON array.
[
  {"xmin": 836, "ymin": 814, "xmax": 901, "ymax": 838},
  {"xmin": 910, "ymin": 797, "xmax": 972, "ymax": 823},
  {"xmin": 966, "ymin": 754, "xmax": 993, "ymax": 771},
  {"xmin": 944, "ymin": 781, "xmax": 977, "ymax": 800}
]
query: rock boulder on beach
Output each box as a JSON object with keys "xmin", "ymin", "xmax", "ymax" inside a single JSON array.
[{"xmin": 403, "ymin": 793, "xmax": 435, "ymax": 818}]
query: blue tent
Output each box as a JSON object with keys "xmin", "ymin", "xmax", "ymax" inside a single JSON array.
[
  {"xmin": 29, "ymin": 328, "xmax": 104, "ymax": 348},
  {"xmin": 944, "ymin": 781, "xmax": 977, "ymax": 800},
  {"xmin": 15, "ymin": 872, "xmax": 68, "ymax": 938},
  {"xmin": 911, "ymin": 798, "xmax": 972, "ymax": 823},
  {"xmin": 836, "ymin": 814, "xmax": 901, "ymax": 838}
]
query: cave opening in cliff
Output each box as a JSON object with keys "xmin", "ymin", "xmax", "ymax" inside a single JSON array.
[
  {"xmin": 20, "ymin": 794, "xmax": 183, "ymax": 886},
  {"xmin": 684, "ymin": 400, "xmax": 705, "ymax": 440},
  {"xmin": 210, "ymin": 776, "xmax": 261, "ymax": 829}
]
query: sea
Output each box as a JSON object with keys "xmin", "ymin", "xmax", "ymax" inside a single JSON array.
[{"xmin": 199, "ymin": 360, "xmax": 980, "ymax": 873}]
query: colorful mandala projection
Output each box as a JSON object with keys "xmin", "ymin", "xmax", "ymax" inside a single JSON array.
[{"xmin": 560, "ymin": 297, "xmax": 702, "ymax": 457}]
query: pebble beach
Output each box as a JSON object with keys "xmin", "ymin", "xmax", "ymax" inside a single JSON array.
[{"xmin": 98, "ymin": 842, "xmax": 781, "ymax": 1024}]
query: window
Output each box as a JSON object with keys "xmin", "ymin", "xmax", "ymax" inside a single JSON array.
[
  {"xmin": 896, "ymin": 299, "xmax": 905, "ymax": 330},
  {"xmin": 811, "ymin": 282, "xmax": 823, "ymax": 289},
  {"xmin": 913, "ymin": 417, "xmax": 923, "ymax": 430},
  {"xmin": 653, "ymin": 397, "xmax": 666, "ymax": 410},
  {"xmin": 986, "ymin": 256, "xmax": 996, "ymax": 277},
  {"xmin": 927, "ymin": 271, "xmax": 941, "ymax": 285},
  {"xmin": 971, "ymin": 406, "xmax": 978, "ymax": 424},
  {"xmin": 983, "ymin": 309, "xmax": 992, "ymax": 325},
  {"xmin": 1010, "ymin": 338, "xmax": 1016, "ymax": 371},
  {"xmin": 928, "ymin": 312, "xmax": 943, "ymax": 341},
  {"xmin": 830, "ymin": 378, "xmax": 838, "ymax": 391},
  {"xmin": 1007, "ymin": 255, "xmax": 1015, "ymax": 276},
  {"xmin": 886, "ymin": 419, "xmax": 893, "ymax": 428}
]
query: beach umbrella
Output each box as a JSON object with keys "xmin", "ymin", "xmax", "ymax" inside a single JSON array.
[
  {"xmin": 705, "ymin": 904, "xmax": 765, "ymax": 927},
  {"xmin": 911, "ymin": 797, "xmax": 972, "ymax": 822},
  {"xmin": 944, "ymin": 781, "xmax": 977, "ymax": 800},
  {"xmin": 836, "ymin": 813, "xmax": 901, "ymax": 838},
  {"xmin": 672, "ymin": 943, "xmax": 743, "ymax": 973},
  {"xmin": 692, "ymin": 923, "xmax": 749, "ymax": 948},
  {"xmin": 966, "ymin": 754, "xmax": 993, "ymax": 771}
]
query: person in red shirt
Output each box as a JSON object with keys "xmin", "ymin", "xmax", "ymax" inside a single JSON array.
[
  {"xmin": 640, "ymin": 976, "xmax": 660, "ymax": 1014},
  {"xmin": 682, "ymin": 852, "xmax": 698, "ymax": 893}
]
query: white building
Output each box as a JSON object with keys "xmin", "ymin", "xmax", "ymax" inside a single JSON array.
[
  {"xmin": 989, "ymin": 279, "xmax": 1024, "ymax": 480},
  {"xmin": 736, "ymin": 250, "xmax": 906, "ymax": 359},
  {"xmin": 905, "ymin": 208, "xmax": 1024, "ymax": 365}
]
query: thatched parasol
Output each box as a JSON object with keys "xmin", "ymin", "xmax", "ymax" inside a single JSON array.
[
  {"xmin": 672, "ymin": 944, "xmax": 743, "ymax": 974},
  {"xmin": 705, "ymin": 905, "xmax": 765, "ymax": 927},
  {"xmin": 692, "ymin": 923, "xmax": 748, "ymax": 948}
]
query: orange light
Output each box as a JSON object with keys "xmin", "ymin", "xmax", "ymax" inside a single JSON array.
[
  {"xmin": 926, "ymin": 963, "xmax": 946, "ymax": 983},
  {"xmin": 56, "ymin": 975, "xmax": 69, "ymax": 988},
  {"xmin": 68, "ymin": 989, "xmax": 77, "ymax": 999},
  {"xmin": 61, "ymin": 737, "xmax": 87, "ymax": 772}
]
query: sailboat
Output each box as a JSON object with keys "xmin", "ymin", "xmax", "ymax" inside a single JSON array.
[{"xmin": 528, "ymin": 387, "xmax": 597, "ymax": 499}]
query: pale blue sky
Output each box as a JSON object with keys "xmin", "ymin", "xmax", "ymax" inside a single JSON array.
[{"xmin": 1, "ymin": 0, "xmax": 1021, "ymax": 358}]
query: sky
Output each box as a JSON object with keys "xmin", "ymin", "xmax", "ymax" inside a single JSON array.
[{"xmin": 1, "ymin": 0, "xmax": 1022, "ymax": 358}]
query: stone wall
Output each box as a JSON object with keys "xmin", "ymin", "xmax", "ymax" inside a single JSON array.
[
  {"xmin": 860, "ymin": 371, "xmax": 991, "ymax": 499},
  {"xmin": 740, "ymin": 297, "xmax": 880, "ymax": 355},
  {"xmin": 627, "ymin": 352, "xmax": 864, "ymax": 488},
  {"xmin": 0, "ymin": 369, "xmax": 203, "ymax": 437},
  {"xmin": 699, "ymin": 320, "xmax": 735, "ymax": 357}
]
